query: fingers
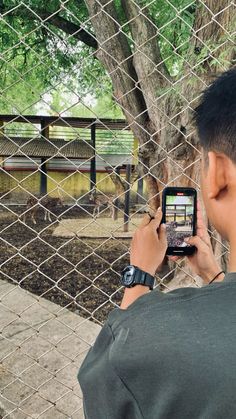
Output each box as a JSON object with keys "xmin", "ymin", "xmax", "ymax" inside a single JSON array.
[
  {"xmin": 149, "ymin": 207, "xmax": 163, "ymax": 230},
  {"xmin": 196, "ymin": 200, "xmax": 211, "ymax": 246},
  {"xmin": 148, "ymin": 208, "xmax": 167, "ymax": 246},
  {"xmin": 199, "ymin": 231, "xmax": 211, "ymax": 247},
  {"xmin": 158, "ymin": 223, "xmax": 167, "ymax": 245},
  {"xmin": 139, "ymin": 207, "xmax": 163, "ymax": 230},
  {"xmin": 196, "ymin": 200, "xmax": 206, "ymax": 230},
  {"xmin": 197, "ymin": 199, "xmax": 201, "ymax": 211},
  {"xmin": 168, "ymin": 255, "xmax": 182, "ymax": 262},
  {"xmin": 184, "ymin": 235, "xmax": 208, "ymax": 252},
  {"xmin": 139, "ymin": 212, "xmax": 152, "ymax": 228}
]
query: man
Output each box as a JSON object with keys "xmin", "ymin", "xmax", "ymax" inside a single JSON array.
[{"xmin": 78, "ymin": 67, "xmax": 236, "ymax": 418}]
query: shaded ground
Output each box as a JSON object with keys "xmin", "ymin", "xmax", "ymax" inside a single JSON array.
[
  {"xmin": 0, "ymin": 204, "xmax": 168, "ymax": 324},
  {"xmin": 53, "ymin": 215, "xmax": 142, "ymax": 238}
]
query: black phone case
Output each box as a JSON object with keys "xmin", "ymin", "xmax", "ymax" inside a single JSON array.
[{"xmin": 161, "ymin": 186, "xmax": 197, "ymax": 256}]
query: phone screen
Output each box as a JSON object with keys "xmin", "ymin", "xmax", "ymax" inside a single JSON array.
[{"xmin": 165, "ymin": 193, "xmax": 194, "ymax": 248}]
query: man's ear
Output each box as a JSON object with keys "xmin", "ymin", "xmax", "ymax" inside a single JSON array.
[{"xmin": 207, "ymin": 151, "xmax": 227, "ymax": 199}]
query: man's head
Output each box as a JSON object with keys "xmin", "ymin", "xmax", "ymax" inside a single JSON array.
[{"xmin": 194, "ymin": 67, "xmax": 236, "ymax": 241}]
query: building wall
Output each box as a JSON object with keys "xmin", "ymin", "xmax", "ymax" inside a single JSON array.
[
  {"xmin": 0, "ymin": 142, "xmax": 147, "ymax": 202},
  {"xmin": 0, "ymin": 168, "xmax": 40, "ymax": 200},
  {"xmin": 0, "ymin": 168, "xmax": 146, "ymax": 202}
]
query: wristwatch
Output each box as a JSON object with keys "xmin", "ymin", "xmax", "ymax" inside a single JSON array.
[{"xmin": 120, "ymin": 265, "xmax": 155, "ymax": 290}]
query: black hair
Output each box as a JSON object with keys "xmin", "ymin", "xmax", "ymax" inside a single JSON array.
[{"xmin": 193, "ymin": 67, "xmax": 236, "ymax": 161}]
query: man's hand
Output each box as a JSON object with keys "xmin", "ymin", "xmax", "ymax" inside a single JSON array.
[
  {"xmin": 120, "ymin": 208, "xmax": 167, "ymax": 310},
  {"xmin": 130, "ymin": 207, "xmax": 167, "ymax": 276},
  {"xmin": 169, "ymin": 200, "xmax": 224, "ymax": 284}
]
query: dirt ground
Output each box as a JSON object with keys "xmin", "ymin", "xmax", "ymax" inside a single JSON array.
[
  {"xmin": 0, "ymin": 204, "xmax": 168, "ymax": 324},
  {"xmin": 53, "ymin": 215, "xmax": 142, "ymax": 238}
]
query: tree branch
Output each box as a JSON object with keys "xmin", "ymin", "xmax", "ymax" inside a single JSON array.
[
  {"xmin": 39, "ymin": 10, "xmax": 97, "ymax": 49},
  {"xmin": 192, "ymin": 0, "xmax": 235, "ymax": 71},
  {"xmin": 0, "ymin": 3, "xmax": 97, "ymax": 49}
]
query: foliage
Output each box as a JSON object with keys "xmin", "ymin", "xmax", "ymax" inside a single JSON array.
[
  {"xmin": 0, "ymin": 0, "xmax": 107, "ymax": 113},
  {"xmin": 0, "ymin": 0, "xmax": 210, "ymax": 114},
  {"xmin": 116, "ymin": 0, "xmax": 196, "ymax": 76}
]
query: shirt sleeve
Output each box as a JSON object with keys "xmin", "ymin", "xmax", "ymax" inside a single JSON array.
[{"xmin": 77, "ymin": 321, "xmax": 143, "ymax": 419}]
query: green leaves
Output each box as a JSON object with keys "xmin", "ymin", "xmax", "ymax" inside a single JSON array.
[
  {"xmin": 0, "ymin": 0, "xmax": 106, "ymax": 112},
  {"xmin": 0, "ymin": 0, "xmax": 214, "ymax": 114}
]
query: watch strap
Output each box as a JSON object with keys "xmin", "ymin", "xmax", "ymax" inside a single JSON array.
[
  {"xmin": 133, "ymin": 267, "xmax": 155, "ymax": 290},
  {"xmin": 121, "ymin": 265, "xmax": 155, "ymax": 290}
]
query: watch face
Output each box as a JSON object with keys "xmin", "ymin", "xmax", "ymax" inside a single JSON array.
[{"xmin": 122, "ymin": 265, "xmax": 135, "ymax": 286}]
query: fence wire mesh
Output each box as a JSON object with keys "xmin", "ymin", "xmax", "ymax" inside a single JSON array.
[{"xmin": 0, "ymin": 0, "xmax": 234, "ymax": 418}]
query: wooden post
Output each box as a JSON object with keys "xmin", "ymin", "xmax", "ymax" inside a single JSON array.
[
  {"xmin": 113, "ymin": 166, "xmax": 120, "ymax": 221},
  {"xmin": 90, "ymin": 123, "xmax": 96, "ymax": 190},
  {"xmin": 40, "ymin": 157, "xmax": 47, "ymax": 195},
  {"xmin": 124, "ymin": 164, "xmax": 131, "ymax": 232},
  {"xmin": 41, "ymin": 118, "xmax": 50, "ymax": 139},
  {"xmin": 0, "ymin": 120, "xmax": 4, "ymax": 137},
  {"xmin": 40, "ymin": 119, "xmax": 49, "ymax": 195},
  {"xmin": 136, "ymin": 177, "xmax": 143, "ymax": 203}
]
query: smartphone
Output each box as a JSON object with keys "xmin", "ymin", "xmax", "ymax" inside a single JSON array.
[{"xmin": 161, "ymin": 187, "xmax": 197, "ymax": 256}]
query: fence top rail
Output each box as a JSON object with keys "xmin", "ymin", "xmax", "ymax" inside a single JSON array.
[{"xmin": 0, "ymin": 114, "xmax": 130, "ymax": 130}]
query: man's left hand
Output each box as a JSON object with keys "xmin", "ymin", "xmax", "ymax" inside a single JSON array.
[{"xmin": 130, "ymin": 207, "xmax": 167, "ymax": 276}]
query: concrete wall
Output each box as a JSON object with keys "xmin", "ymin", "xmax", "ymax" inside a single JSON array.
[
  {"xmin": 0, "ymin": 139, "xmax": 147, "ymax": 203},
  {"xmin": 0, "ymin": 169, "xmax": 147, "ymax": 203}
]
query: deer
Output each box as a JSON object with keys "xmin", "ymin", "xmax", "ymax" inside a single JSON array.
[
  {"xmin": 88, "ymin": 167, "xmax": 142, "ymax": 220},
  {"xmin": 89, "ymin": 188, "xmax": 116, "ymax": 220},
  {"xmin": 23, "ymin": 194, "xmax": 63, "ymax": 224}
]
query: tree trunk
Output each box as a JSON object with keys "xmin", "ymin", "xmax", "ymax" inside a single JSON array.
[{"xmin": 85, "ymin": 0, "xmax": 235, "ymax": 286}]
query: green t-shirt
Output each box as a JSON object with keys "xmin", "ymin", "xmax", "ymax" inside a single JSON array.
[{"xmin": 78, "ymin": 273, "xmax": 236, "ymax": 418}]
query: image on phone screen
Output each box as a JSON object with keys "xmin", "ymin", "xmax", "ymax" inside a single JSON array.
[{"xmin": 165, "ymin": 194, "xmax": 194, "ymax": 248}]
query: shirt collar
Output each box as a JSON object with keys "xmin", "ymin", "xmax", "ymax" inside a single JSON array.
[{"xmin": 221, "ymin": 272, "xmax": 236, "ymax": 283}]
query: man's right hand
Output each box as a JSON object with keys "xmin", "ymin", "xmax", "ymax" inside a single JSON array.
[{"xmin": 168, "ymin": 200, "xmax": 224, "ymax": 284}]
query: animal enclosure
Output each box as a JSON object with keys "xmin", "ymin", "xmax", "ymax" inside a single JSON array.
[{"xmin": 0, "ymin": 1, "xmax": 233, "ymax": 418}]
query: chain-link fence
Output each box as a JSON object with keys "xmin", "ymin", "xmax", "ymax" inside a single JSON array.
[{"xmin": 0, "ymin": 1, "xmax": 234, "ymax": 418}]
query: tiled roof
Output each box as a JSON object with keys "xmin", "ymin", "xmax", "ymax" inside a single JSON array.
[{"xmin": 0, "ymin": 137, "xmax": 94, "ymax": 159}]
